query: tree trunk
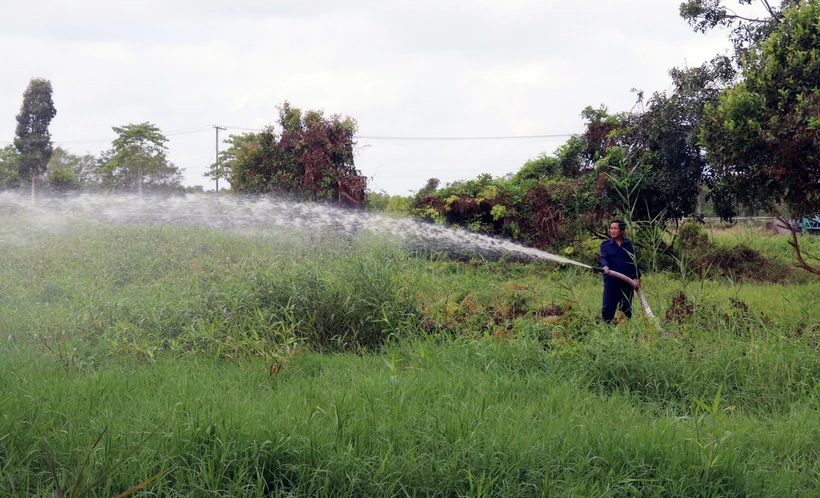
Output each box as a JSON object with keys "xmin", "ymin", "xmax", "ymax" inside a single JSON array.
[
  {"xmin": 776, "ymin": 214, "xmax": 820, "ymax": 276},
  {"xmin": 31, "ymin": 171, "xmax": 36, "ymax": 204}
]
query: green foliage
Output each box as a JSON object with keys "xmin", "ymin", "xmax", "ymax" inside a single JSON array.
[
  {"xmin": 412, "ymin": 171, "xmax": 606, "ymax": 249},
  {"xmin": 700, "ymin": 1, "xmax": 820, "ymax": 217},
  {"xmin": 411, "ymin": 108, "xmax": 628, "ymax": 250},
  {"xmin": 206, "ymin": 132, "xmax": 257, "ymax": 186},
  {"xmin": 414, "ymin": 177, "xmax": 440, "ymax": 198},
  {"xmin": 45, "ymin": 164, "xmax": 80, "ymax": 192},
  {"xmin": 512, "ymin": 153, "xmax": 560, "ymax": 182},
  {"xmin": 385, "ymin": 195, "xmax": 412, "ymax": 214},
  {"xmin": 44, "ymin": 147, "xmax": 98, "ymax": 191},
  {"xmin": 554, "ymin": 134, "xmax": 588, "ymax": 176},
  {"xmin": 675, "ymin": 220, "xmax": 710, "ymax": 265},
  {"xmin": 366, "ymin": 191, "xmax": 414, "ymax": 215},
  {"xmin": 366, "ymin": 190, "xmax": 391, "ymax": 211},
  {"xmin": 13, "ymin": 77, "xmax": 57, "ymax": 189},
  {"xmin": 0, "ymin": 144, "xmax": 21, "ymax": 189},
  {"xmin": 591, "ymin": 84, "xmax": 718, "ymax": 222}
]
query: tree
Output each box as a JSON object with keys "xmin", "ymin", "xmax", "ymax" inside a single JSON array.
[
  {"xmin": 206, "ymin": 132, "xmax": 259, "ymax": 186},
  {"xmin": 0, "ymin": 145, "xmax": 21, "ymax": 190},
  {"xmin": 415, "ymin": 178, "xmax": 440, "ymax": 198},
  {"xmin": 14, "ymin": 78, "xmax": 57, "ymax": 201},
  {"xmin": 700, "ymin": 1, "xmax": 820, "ymax": 218},
  {"xmin": 680, "ymin": 0, "xmax": 798, "ymax": 58},
  {"xmin": 608, "ymin": 64, "xmax": 732, "ymax": 221},
  {"xmin": 366, "ymin": 190, "xmax": 391, "ymax": 211},
  {"xmin": 699, "ymin": 2, "xmax": 820, "ymax": 274},
  {"xmin": 100, "ymin": 123, "xmax": 182, "ymax": 194},
  {"xmin": 581, "ymin": 95, "xmax": 708, "ymax": 222},
  {"xmin": 224, "ymin": 102, "xmax": 367, "ymax": 207},
  {"xmin": 44, "ymin": 147, "xmax": 98, "ymax": 192}
]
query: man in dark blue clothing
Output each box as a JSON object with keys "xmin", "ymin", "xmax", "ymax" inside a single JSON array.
[{"xmin": 599, "ymin": 219, "xmax": 641, "ymax": 323}]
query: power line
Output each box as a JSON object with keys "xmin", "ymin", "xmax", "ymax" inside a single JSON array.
[
  {"xmin": 44, "ymin": 126, "xmax": 215, "ymax": 146},
  {"xmin": 220, "ymin": 125, "xmax": 575, "ymax": 141},
  {"xmin": 357, "ymin": 133, "xmax": 573, "ymax": 141},
  {"xmin": 3, "ymin": 127, "xmax": 577, "ymax": 148},
  {"xmin": 223, "ymin": 125, "xmax": 266, "ymax": 132}
]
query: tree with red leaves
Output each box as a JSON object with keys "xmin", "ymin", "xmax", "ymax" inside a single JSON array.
[{"xmin": 221, "ymin": 102, "xmax": 366, "ymax": 207}]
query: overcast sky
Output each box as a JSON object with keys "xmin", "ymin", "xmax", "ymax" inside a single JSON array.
[{"xmin": 0, "ymin": 0, "xmax": 764, "ymax": 195}]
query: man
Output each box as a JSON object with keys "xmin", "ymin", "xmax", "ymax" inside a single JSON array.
[{"xmin": 599, "ymin": 219, "xmax": 641, "ymax": 323}]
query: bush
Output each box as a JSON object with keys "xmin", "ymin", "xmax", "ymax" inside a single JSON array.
[{"xmin": 675, "ymin": 220, "xmax": 709, "ymax": 263}]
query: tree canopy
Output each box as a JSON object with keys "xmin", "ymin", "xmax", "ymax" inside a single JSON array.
[
  {"xmin": 215, "ymin": 102, "xmax": 367, "ymax": 207},
  {"xmin": 680, "ymin": 0, "xmax": 799, "ymax": 58},
  {"xmin": 99, "ymin": 122, "xmax": 183, "ymax": 193},
  {"xmin": 700, "ymin": 1, "xmax": 820, "ymax": 217}
]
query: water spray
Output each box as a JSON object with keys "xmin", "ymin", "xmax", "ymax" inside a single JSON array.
[{"xmin": 0, "ymin": 191, "xmax": 656, "ymax": 321}]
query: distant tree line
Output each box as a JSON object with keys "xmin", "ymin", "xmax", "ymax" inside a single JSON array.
[
  {"xmin": 3, "ymin": 82, "xmax": 367, "ymax": 203},
  {"xmin": 2, "ymin": 78, "xmax": 192, "ymax": 197}
]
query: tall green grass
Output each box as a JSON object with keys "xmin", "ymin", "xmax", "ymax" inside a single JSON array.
[
  {"xmin": 0, "ymin": 223, "xmax": 419, "ymax": 362},
  {"xmin": 3, "ymin": 341, "xmax": 820, "ymax": 496}
]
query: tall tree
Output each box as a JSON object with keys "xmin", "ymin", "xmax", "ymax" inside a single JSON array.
[
  {"xmin": 700, "ymin": 1, "xmax": 820, "ymax": 218},
  {"xmin": 100, "ymin": 123, "xmax": 182, "ymax": 194},
  {"xmin": 14, "ymin": 78, "xmax": 57, "ymax": 202},
  {"xmin": 700, "ymin": 2, "xmax": 820, "ymax": 274},
  {"xmin": 205, "ymin": 132, "xmax": 259, "ymax": 188},
  {"xmin": 604, "ymin": 59, "xmax": 736, "ymax": 221}
]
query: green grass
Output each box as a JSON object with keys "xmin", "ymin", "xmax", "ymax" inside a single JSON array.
[
  {"xmin": 4, "ymin": 342, "xmax": 820, "ymax": 496},
  {"xmin": 1, "ymin": 218, "xmax": 820, "ymax": 496}
]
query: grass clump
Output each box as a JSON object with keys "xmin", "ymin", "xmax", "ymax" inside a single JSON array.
[
  {"xmin": 672, "ymin": 220, "xmax": 797, "ymax": 282},
  {"xmin": 0, "ymin": 224, "xmax": 420, "ymax": 363}
]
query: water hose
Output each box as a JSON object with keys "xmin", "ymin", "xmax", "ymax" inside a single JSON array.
[{"xmin": 591, "ymin": 266, "xmax": 656, "ymax": 319}]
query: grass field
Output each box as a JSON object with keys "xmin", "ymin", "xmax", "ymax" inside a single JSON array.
[{"xmin": 1, "ymin": 211, "xmax": 819, "ymax": 497}]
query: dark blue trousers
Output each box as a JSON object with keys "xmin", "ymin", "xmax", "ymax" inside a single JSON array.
[{"xmin": 602, "ymin": 279, "xmax": 633, "ymax": 323}]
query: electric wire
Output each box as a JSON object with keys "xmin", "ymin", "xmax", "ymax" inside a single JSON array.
[
  {"xmin": 357, "ymin": 133, "xmax": 573, "ymax": 141},
  {"xmin": 4, "ymin": 125, "xmax": 576, "ymax": 146}
]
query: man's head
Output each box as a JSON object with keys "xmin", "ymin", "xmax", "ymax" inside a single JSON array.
[{"xmin": 609, "ymin": 219, "xmax": 626, "ymax": 240}]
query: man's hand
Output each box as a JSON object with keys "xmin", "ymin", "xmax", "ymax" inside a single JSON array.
[{"xmin": 633, "ymin": 278, "xmax": 641, "ymax": 290}]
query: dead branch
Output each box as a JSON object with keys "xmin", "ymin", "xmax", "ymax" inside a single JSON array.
[{"xmin": 775, "ymin": 214, "xmax": 820, "ymax": 276}]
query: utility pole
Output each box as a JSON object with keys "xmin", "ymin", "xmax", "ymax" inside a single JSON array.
[{"xmin": 213, "ymin": 125, "xmax": 226, "ymax": 192}]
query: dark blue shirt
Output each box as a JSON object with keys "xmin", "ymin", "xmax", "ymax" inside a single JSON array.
[{"xmin": 600, "ymin": 237, "xmax": 640, "ymax": 280}]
